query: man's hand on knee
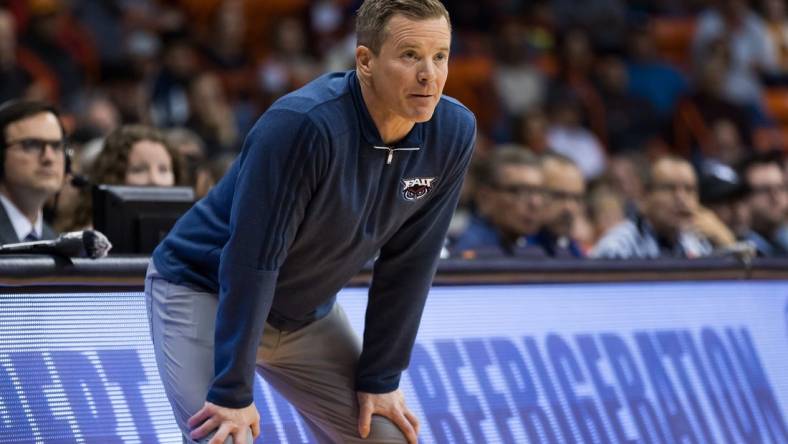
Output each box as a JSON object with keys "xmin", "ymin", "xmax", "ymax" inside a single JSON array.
[
  {"xmin": 188, "ymin": 401, "xmax": 260, "ymax": 444},
  {"xmin": 357, "ymin": 389, "xmax": 419, "ymax": 444}
]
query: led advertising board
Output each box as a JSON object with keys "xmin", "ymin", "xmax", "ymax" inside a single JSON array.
[{"xmin": 1, "ymin": 281, "xmax": 786, "ymax": 443}]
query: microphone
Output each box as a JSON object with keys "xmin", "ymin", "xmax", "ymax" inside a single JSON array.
[
  {"xmin": 0, "ymin": 230, "xmax": 113, "ymax": 259},
  {"xmin": 714, "ymin": 240, "xmax": 757, "ymax": 264}
]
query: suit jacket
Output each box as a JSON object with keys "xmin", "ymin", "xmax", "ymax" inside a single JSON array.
[{"xmin": 0, "ymin": 203, "xmax": 57, "ymax": 245}]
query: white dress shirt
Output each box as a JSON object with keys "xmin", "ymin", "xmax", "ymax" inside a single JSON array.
[{"xmin": 0, "ymin": 193, "xmax": 43, "ymax": 241}]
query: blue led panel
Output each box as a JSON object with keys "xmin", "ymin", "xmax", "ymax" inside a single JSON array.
[{"xmin": 1, "ymin": 280, "xmax": 787, "ymax": 443}]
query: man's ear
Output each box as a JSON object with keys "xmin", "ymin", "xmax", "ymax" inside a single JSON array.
[{"xmin": 355, "ymin": 46, "xmax": 374, "ymax": 79}]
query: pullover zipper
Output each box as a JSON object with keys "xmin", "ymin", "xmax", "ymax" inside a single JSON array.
[{"xmin": 373, "ymin": 146, "xmax": 420, "ymax": 164}]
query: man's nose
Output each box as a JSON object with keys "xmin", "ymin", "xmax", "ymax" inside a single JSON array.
[
  {"xmin": 562, "ymin": 199, "xmax": 580, "ymax": 214},
  {"xmin": 418, "ymin": 60, "xmax": 436, "ymax": 83},
  {"xmin": 673, "ymin": 196, "xmax": 696, "ymax": 215},
  {"xmin": 39, "ymin": 143, "xmax": 60, "ymax": 163}
]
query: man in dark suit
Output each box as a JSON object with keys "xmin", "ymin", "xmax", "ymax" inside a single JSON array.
[{"xmin": 0, "ymin": 100, "xmax": 65, "ymax": 244}]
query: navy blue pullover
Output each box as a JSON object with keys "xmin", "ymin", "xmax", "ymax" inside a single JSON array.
[{"xmin": 152, "ymin": 71, "xmax": 476, "ymax": 408}]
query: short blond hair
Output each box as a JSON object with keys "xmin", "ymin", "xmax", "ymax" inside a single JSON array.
[{"xmin": 356, "ymin": 0, "xmax": 450, "ymax": 54}]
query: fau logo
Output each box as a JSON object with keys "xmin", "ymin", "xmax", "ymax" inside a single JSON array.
[{"xmin": 402, "ymin": 177, "xmax": 436, "ymax": 201}]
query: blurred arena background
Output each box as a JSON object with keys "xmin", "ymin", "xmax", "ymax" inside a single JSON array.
[{"xmin": 0, "ymin": 0, "xmax": 788, "ymax": 443}]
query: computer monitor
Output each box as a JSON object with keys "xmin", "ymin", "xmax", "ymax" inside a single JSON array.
[{"xmin": 92, "ymin": 185, "xmax": 194, "ymax": 254}]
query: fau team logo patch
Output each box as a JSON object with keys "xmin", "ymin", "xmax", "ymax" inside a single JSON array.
[{"xmin": 401, "ymin": 177, "xmax": 437, "ymax": 201}]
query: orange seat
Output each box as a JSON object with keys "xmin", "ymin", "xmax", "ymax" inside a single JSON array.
[
  {"xmin": 764, "ymin": 88, "xmax": 788, "ymax": 124},
  {"xmin": 443, "ymin": 55, "xmax": 498, "ymax": 135},
  {"xmin": 176, "ymin": 0, "xmax": 309, "ymax": 59},
  {"xmin": 651, "ymin": 17, "xmax": 697, "ymax": 68},
  {"xmin": 781, "ymin": 127, "xmax": 788, "ymax": 151},
  {"xmin": 753, "ymin": 126, "xmax": 787, "ymax": 152}
]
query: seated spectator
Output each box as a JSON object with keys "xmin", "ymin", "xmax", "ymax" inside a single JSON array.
[
  {"xmin": 625, "ymin": 22, "xmax": 689, "ymax": 120},
  {"xmin": 552, "ymin": 0, "xmax": 628, "ymax": 52},
  {"xmin": 606, "ymin": 152, "xmax": 647, "ymax": 219},
  {"xmin": 692, "ymin": 0, "xmax": 777, "ymax": 110},
  {"xmin": 596, "ymin": 54, "xmax": 662, "ymax": 153},
  {"xmin": 0, "ymin": 99, "xmax": 65, "ymax": 243},
  {"xmin": 102, "ymin": 63, "xmax": 150, "ymax": 125},
  {"xmin": 738, "ymin": 152, "xmax": 788, "ymax": 255},
  {"xmin": 150, "ymin": 33, "xmax": 199, "ymax": 127},
  {"xmin": 760, "ymin": 0, "xmax": 788, "ymax": 72},
  {"xmin": 193, "ymin": 152, "xmax": 235, "ymax": 199},
  {"xmin": 515, "ymin": 107, "xmax": 551, "ymax": 154},
  {"xmin": 672, "ymin": 48, "xmax": 754, "ymax": 164},
  {"xmin": 185, "ymin": 72, "xmax": 240, "ymax": 156},
  {"xmin": 530, "ymin": 152, "xmax": 586, "ymax": 257},
  {"xmin": 493, "ymin": 19, "xmax": 546, "ymax": 120},
  {"xmin": 587, "ymin": 180, "xmax": 627, "ymax": 243},
  {"xmin": 591, "ymin": 156, "xmax": 714, "ymax": 258},
  {"xmin": 451, "ymin": 146, "xmax": 545, "ymax": 257},
  {"xmin": 783, "ymin": 151, "xmax": 788, "ymax": 191},
  {"xmin": 0, "ymin": 9, "xmax": 56, "ymax": 103},
  {"xmin": 60, "ymin": 124, "xmax": 182, "ymax": 231},
  {"xmin": 71, "ymin": 91, "xmax": 120, "ymax": 138},
  {"xmin": 20, "ymin": 0, "xmax": 96, "ymax": 105},
  {"xmin": 167, "ymin": 126, "xmax": 206, "ymax": 190},
  {"xmin": 548, "ymin": 27, "xmax": 608, "ymax": 144},
  {"xmin": 256, "ymin": 16, "xmax": 321, "ymax": 104},
  {"xmin": 546, "ymin": 92, "xmax": 607, "ymax": 179},
  {"xmin": 684, "ymin": 165, "xmax": 739, "ymax": 250},
  {"xmin": 699, "ymin": 160, "xmax": 751, "ymax": 240},
  {"xmin": 692, "ymin": 203, "xmax": 739, "ymax": 249}
]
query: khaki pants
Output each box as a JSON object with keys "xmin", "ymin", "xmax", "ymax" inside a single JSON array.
[{"xmin": 145, "ymin": 263, "xmax": 407, "ymax": 444}]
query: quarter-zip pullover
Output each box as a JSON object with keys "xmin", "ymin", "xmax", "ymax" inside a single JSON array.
[{"xmin": 151, "ymin": 70, "xmax": 476, "ymax": 408}]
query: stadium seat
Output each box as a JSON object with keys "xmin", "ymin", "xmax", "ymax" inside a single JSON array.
[
  {"xmin": 764, "ymin": 87, "xmax": 788, "ymax": 124},
  {"xmin": 651, "ymin": 17, "xmax": 697, "ymax": 68}
]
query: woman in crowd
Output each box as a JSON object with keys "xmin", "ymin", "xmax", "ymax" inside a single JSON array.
[{"xmin": 57, "ymin": 124, "xmax": 181, "ymax": 231}]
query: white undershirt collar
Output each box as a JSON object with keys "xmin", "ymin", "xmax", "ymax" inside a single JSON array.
[{"xmin": 0, "ymin": 193, "xmax": 43, "ymax": 241}]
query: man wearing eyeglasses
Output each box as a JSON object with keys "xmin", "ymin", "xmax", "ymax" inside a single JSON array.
[
  {"xmin": 591, "ymin": 156, "xmax": 713, "ymax": 259},
  {"xmin": 529, "ymin": 152, "xmax": 587, "ymax": 257},
  {"xmin": 738, "ymin": 152, "xmax": 788, "ymax": 256},
  {"xmin": 0, "ymin": 100, "xmax": 66, "ymax": 244},
  {"xmin": 451, "ymin": 145, "xmax": 547, "ymax": 257}
]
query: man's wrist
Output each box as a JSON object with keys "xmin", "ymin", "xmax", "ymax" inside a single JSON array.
[
  {"xmin": 206, "ymin": 388, "xmax": 253, "ymax": 409},
  {"xmin": 355, "ymin": 377, "xmax": 400, "ymax": 394}
]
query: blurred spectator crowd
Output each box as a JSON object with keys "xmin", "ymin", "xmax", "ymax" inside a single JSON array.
[{"xmin": 0, "ymin": 0, "xmax": 786, "ymax": 258}]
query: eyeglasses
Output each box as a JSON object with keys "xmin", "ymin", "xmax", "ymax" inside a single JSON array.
[
  {"xmin": 749, "ymin": 184, "xmax": 787, "ymax": 197},
  {"xmin": 491, "ymin": 184, "xmax": 546, "ymax": 200},
  {"xmin": 5, "ymin": 138, "xmax": 68, "ymax": 157},
  {"xmin": 650, "ymin": 182, "xmax": 698, "ymax": 194},
  {"xmin": 546, "ymin": 190, "xmax": 584, "ymax": 203}
]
